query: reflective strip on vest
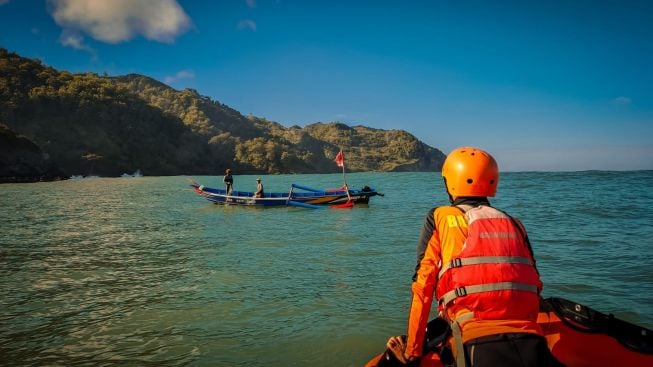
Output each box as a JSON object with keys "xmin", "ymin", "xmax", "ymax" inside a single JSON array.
[
  {"xmin": 437, "ymin": 256, "xmax": 535, "ymax": 279},
  {"xmin": 451, "ymin": 312, "xmax": 474, "ymax": 367},
  {"xmin": 439, "ymin": 282, "xmax": 540, "ymax": 307}
]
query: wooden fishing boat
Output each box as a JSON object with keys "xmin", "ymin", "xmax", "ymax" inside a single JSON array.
[
  {"xmin": 365, "ymin": 296, "xmax": 653, "ymax": 367},
  {"xmin": 189, "ymin": 180, "xmax": 381, "ymax": 208}
]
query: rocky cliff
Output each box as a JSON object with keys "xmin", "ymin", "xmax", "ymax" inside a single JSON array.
[{"xmin": 0, "ymin": 124, "xmax": 66, "ymax": 183}]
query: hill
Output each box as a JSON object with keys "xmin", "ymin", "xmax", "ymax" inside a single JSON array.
[
  {"xmin": 0, "ymin": 123, "xmax": 66, "ymax": 183},
  {"xmin": 0, "ymin": 48, "xmax": 445, "ymax": 182}
]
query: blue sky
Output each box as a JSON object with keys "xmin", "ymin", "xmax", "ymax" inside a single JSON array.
[{"xmin": 1, "ymin": 0, "xmax": 651, "ymax": 171}]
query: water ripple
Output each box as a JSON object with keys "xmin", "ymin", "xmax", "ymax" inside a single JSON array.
[{"xmin": 1, "ymin": 172, "xmax": 652, "ymax": 366}]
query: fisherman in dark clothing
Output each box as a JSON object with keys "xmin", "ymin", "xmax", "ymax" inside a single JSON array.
[{"xmin": 223, "ymin": 169, "xmax": 233, "ymax": 195}]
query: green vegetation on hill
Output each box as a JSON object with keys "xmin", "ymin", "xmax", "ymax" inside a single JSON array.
[{"xmin": 0, "ymin": 48, "xmax": 445, "ymax": 181}]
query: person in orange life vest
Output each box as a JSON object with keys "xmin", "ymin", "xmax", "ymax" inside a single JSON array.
[{"xmin": 386, "ymin": 147, "xmax": 563, "ymax": 367}]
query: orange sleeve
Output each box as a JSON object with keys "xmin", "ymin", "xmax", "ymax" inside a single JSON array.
[{"xmin": 405, "ymin": 210, "xmax": 442, "ymax": 358}]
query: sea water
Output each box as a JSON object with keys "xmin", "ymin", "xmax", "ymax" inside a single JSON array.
[{"xmin": 1, "ymin": 171, "xmax": 652, "ymax": 366}]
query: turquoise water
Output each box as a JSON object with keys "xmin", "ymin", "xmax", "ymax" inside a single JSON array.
[{"xmin": 1, "ymin": 171, "xmax": 652, "ymax": 366}]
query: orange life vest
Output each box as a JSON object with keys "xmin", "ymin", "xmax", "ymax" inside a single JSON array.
[{"xmin": 435, "ymin": 205, "xmax": 542, "ymax": 366}]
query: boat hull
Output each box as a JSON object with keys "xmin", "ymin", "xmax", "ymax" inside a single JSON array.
[
  {"xmin": 190, "ymin": 181, "xmax": 379, "ymax": 207},
  {"xmin": 365, "ymin": 297, "xmax": 653, "ymax": 367}
]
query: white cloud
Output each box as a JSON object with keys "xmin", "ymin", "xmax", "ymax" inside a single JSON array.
[
  {"xmin": 59, "ymin": 30, "xmax": 97, "ymax": 59},
  {"xmin": 164, "ymin": 69, "xmax": 195, "ymax": 85},
  {"xmin": 614, "ymin": 96, "xmax": 632, "ymax": 105},
  {"xmin": 246, "ymin": 0, "xmax": 257, "ymax": 8},
  {"xmin": 0, "ymin": 0, "xmax": 10, "ymax": 6},
  {"xmin": 237, "ymin": 19, "xmax": 257, "ymax": 31},
  {"xmin": 48, "ymin": 0, "xmax": 192, "ymax": 44}
]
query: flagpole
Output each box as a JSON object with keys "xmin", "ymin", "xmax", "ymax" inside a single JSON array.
[{"xmin": 338, "ymin": 149, "xmax": 351, "ymax": 202}]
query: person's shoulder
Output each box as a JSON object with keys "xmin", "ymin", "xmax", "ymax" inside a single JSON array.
[
  {"xmin": 433, "ymin": 205, "xmax": 461, "ymax": 216},
  {"xmin": 420, "ymin": 206, "xmax": 451, "ymax": 227},
  {"xmin": 420, "ymin": 206, "xmax": 444, "ymax": 218}
]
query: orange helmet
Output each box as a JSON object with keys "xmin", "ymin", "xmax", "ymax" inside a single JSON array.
[{"xmin": 441, "ymin": 147, "xmax": 499, "ymax": 198}]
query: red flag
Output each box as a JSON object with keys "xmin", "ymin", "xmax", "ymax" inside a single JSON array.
[{"xmin": 335, "ymin": 150, "xmax": 344, "ymax": 167}]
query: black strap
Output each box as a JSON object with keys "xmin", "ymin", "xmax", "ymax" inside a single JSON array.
[{"xmin": 544, "ymin": 297, "xmax": 653, "ymax": 355}]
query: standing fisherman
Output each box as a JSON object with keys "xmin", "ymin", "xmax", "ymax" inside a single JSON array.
[{"xmin": 223, "ymin": 169, "xmax": 233, "ymax": 195}]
